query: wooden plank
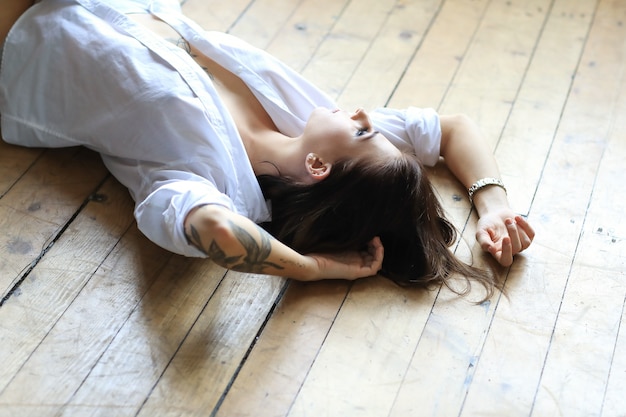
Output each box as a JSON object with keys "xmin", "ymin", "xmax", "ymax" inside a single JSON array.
[
  {"xmin": 59, "ymin": 256, "xmax": 227, "ymax": 417},
  {"xmin": 598, "ymin": 132, "xmax": 626, "ymax": 417},
  {"xmin": 0, "ymin": 225, "xmax": 170, "ymax": 417},
  {"xmin": 288, "ymin": 278, "xmax": 437, "ymax": 417},
  {"xmin": 298, "ymin": 0, "xmax": 400, "ymax": 99},
  {"xmin": 0, "ymin": 148, "xmax": 108, "ymax": 297},
  {"xmin": 456, "ymin": 0, "xmax": 624, "ymax": 415},
  {"xmin": 603, "ymin": 279, "xmax": 626, "ymax": 416},
  {"xmin": 386, "ymin": 268, "xmax": 502, "ymax": 417},
  {"xmin": 214, "ymin": 280, "xmax": 350, "ymax": 417},
  {"xmin": 388, "ymin": 0, "xmax": 490, "ymax": 110},
  {"xmin": 495, "ymin": 0, "xmax": 599, "ymax": 214},
  {"xmin": 531, "ymin": 269, "xmax": 624, "ymax": 416},
  {"xmin": 135, "ymin": 273, "xmax": 285, "ymax": 417},
  {"xmin": 0, "ymin": 177, "xmax": 134, "ymax": 396},
  {"xmin": 439, "ymin": 0, "xmax": 553, "ymax": 144},
  {"xmin": 181, "ymin": 0, "xmax": 252, "ymax": 33},
  {"xmin": 228, "ymin": 0, "xmax": 304, "ymax": 49},
  {"xmin": 264, "ymin": 0, "xmax": 352, "ymax": 72},
  {"xmin": 529, "ymin": 2, "xmax": 626, "ymax": 413},
  {"xmin": 337, "ymin": 0, "xmax": 443, "ymax": 112},
  {"xmin": 0, "ymin": 140, "xmax": 42, "ymax": 197}
]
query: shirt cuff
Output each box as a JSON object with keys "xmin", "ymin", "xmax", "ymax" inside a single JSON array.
[{"xmin": 135, "ymin": 180, "xmax": 235, "ymax": 257}]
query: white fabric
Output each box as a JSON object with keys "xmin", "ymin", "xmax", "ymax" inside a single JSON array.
[{"xmin": 0, "ymin": 0, "xmax": 442, "ymax": 257}]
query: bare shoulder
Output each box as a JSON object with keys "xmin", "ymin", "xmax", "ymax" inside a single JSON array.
[{"xmin": 0, "ymin": 0, "xmax": 35, "ymax": 42}]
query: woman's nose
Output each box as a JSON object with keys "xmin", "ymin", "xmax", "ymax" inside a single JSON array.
[
  {"xmin": 351, "ymin": 108, "xmax": 371, "ymax": 124},
  {"xmin": 351, "ymin": 108, "xmax": 364, "ymax": 119}
]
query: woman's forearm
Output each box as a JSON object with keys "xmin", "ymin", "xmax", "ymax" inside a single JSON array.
[
  {"xmin": 184, "ymin": 204, "xmax": 317, "ymax": 280},
  {"xmin": 439, "ymin": 114, "xmax": 510, "ymax": 216},
  {"xmin": 184, "ymin": 204, "xmax": 384, "ymax": 281}
]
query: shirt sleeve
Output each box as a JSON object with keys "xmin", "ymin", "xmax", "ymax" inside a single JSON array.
[
  {"xmin": 369, "ymin": 107, "xmax": 442, "ymax": 167},
  {"xmin": 134, "ymin": 174, "xmax": 236, "ymax": 258}
]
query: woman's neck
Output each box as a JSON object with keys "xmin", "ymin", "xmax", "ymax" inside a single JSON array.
[
  {"xmin": 202, "ymin": 62, "xmax": 305, "ymax": 178},
  {"xmin": 243, "ymin": 129, "xmax": 307, "ymax": 179},
  {"xmin": 188, "ymin": 46, "xmax": 307, "ymax": 179}
]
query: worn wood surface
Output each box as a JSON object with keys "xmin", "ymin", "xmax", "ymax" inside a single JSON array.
[{"xmin": 1, "ymin": 0, "xmax": 624, "ymax": 416}]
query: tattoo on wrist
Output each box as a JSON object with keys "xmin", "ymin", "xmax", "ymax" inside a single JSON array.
[
  {"xmin": 186, "ymin": 221, "xmax": 284, "ymax": 273},
  {"xmin": 279, "ymin": 258, "xmax": 305, "ymax": 269}
]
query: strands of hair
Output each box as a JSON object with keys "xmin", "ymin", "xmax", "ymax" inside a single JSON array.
[{"xmin": 258, "ymin": 152, "xmax": 501, "ymax": 302}]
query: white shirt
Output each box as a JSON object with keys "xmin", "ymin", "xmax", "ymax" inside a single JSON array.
[{"xmin": 0, "ymin": 0, "xmax": 442, "ymax": 257}]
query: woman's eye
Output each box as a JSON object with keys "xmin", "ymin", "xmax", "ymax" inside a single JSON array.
[{"xmin": 356, "ymin": 128, "xmax": 369, "ymax": 137}]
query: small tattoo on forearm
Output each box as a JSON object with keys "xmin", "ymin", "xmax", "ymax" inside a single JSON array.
[{"xmin": 279, "ymin": 258, "xmax": 305, "ymax": 269}]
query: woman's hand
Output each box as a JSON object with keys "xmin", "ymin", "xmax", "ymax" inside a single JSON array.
[
  {"xmin": 476, "ymin": 211, "xmax": 535, "ymax": 267},
  {"xmin": 305, "ymin": 237, "xmax": 384, "ymax": 281}
]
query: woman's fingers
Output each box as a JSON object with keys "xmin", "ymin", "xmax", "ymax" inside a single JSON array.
[
  {"xmin": 515, "ymin": 215, "xmax": 535, "ymax": 251},
  {"xmin": 476, "ymin": 215, "xmax": 535, "ymax": 266},
  {"xmin": 476, "ymin": 228, "xmax": 495, "ymax": 253},
  {"xmin": 365, "ymin": 236, "xmax": 384, "ymax": 271},
  {"xmin": 505, "ymin": 218, "xmax": 523, "ymax": 254},
  {"xmin": 498, "ymin": 235, "xmax": 513, "ymax": 266}
]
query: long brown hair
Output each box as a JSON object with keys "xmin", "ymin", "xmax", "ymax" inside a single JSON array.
[{"xmin": 258, "ymin": 152, "xmax": 499, "ymax": 299}]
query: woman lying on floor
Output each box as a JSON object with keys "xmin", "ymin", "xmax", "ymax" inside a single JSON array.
[{"xmin": 0, "ymin": 0, "xmax": 534, "ymax": 298}]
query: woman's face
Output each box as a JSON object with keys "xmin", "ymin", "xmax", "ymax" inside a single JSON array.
[{"xmin": 301, "ymin": 107, "xmax": 401, "ymax": 163}]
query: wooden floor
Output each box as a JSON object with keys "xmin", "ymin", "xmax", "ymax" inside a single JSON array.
[{"xmin": 1, "ymin": 0, "xmax": 625, "ymax": 415}]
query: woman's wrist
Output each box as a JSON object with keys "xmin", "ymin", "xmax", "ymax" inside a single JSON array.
[
  {"xmin": 287, "ymin": 254, "xmax": 320, "ymax": 281},
  {"xmin": 468, "ymin": 177, "xmax": 506, "ymax": 204},
  {"xmin": 470, "ymin": 184, "xmax": 510, "ymax": 218}
]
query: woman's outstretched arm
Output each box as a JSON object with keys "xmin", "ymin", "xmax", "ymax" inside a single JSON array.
[
  {"xmin": 439, "ymin": 114, "xmax": 535, "ymax": 266},
  {"xmin": 184, "ymin": 204, "xmax": 384, "ymax": 280}
]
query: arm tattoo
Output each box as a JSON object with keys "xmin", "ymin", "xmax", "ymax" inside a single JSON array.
[
  {"xmin": 228, "ymin": 221, "xmax": 285, "ymax": 273},
  {"xmin": 186, "ymin": 221, "xmax": 285, "ymax": 274}
]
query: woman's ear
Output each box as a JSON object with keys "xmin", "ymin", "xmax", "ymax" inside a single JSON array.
[{"xmin": 305, "ymin": 153, "xmax": 332, "ymax": 181}]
